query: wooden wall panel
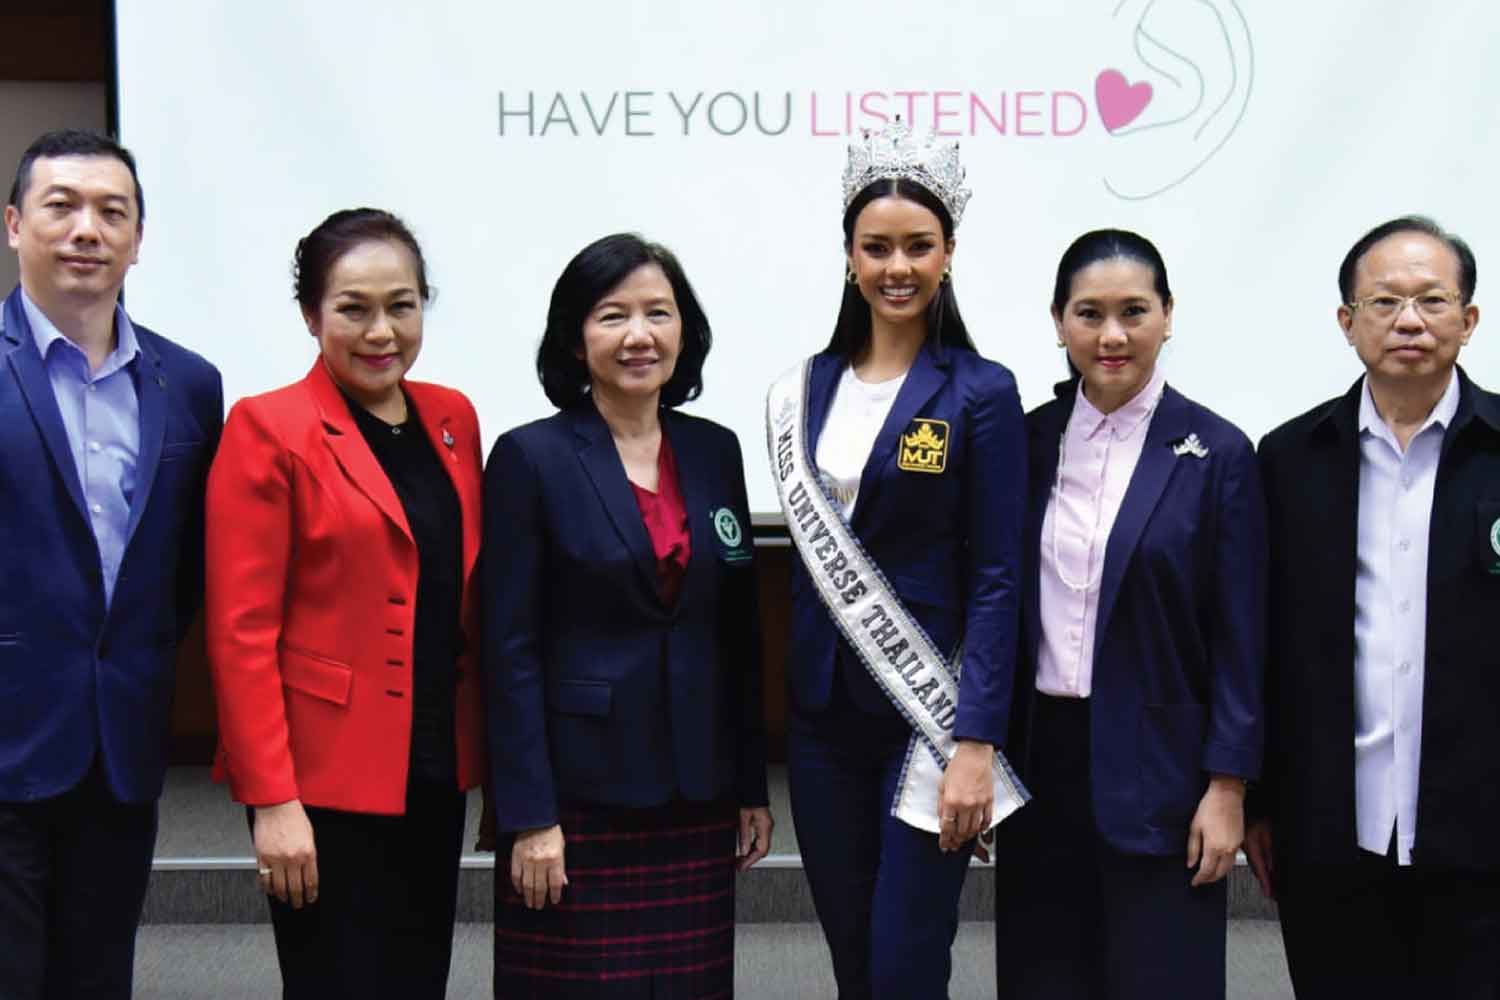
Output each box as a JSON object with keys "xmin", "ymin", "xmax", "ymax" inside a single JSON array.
[{"xmin": 0, "ymin": 3, "xmax": 110, "ymax": 83}]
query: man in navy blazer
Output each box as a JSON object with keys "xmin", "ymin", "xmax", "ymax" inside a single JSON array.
[
  {"xmin": 0, "ymin": 130, "xmax": 222, "ymax": 998},
  {"xmin": 1248, "ymin": 217, "xmax": 1500, "ymax": 997}
]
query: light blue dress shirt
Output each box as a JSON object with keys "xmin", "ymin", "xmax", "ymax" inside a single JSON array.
[{"xmin": 22, "ymin": 290, "xmax": 141, "ymax": 607}]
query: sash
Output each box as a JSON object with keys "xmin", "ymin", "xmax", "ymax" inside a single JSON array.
[{"xmin": 766, "ymin": 359, "xmax": 1028, "ymax": 834}]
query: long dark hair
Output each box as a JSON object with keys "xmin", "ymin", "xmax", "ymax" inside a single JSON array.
[{"xmin": 825, "ymin": 178, "xmax": 975, "ymax": 359}]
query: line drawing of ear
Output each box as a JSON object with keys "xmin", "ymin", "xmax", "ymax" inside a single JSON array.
[{"xmin": 1099, "ymin": 0, "xmax": 1254, "ymax": 200}]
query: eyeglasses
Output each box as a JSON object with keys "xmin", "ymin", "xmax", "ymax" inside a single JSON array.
[{"xmin": 1346, "ymin": 289, "xmax": 1463, "ymax": 321}]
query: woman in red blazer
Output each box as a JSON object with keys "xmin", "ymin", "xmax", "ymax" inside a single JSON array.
[{"xmin": 205, "ymin": 208, "xmax": 486, "ymax": 998}]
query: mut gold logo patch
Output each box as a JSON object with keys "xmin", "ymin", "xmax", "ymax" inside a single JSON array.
[{"xmin": 898, "ymin": 419, "xmax": 949, "ymax": 473}]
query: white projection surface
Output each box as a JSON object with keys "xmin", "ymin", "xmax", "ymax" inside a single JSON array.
[{"xmin": 115, "ymin": 1, "xmax": 1500, "ymax": 512}]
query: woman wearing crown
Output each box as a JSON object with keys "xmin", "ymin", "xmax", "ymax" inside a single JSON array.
[
  {"xmin": 765, "ymin": 119, "xmax": 1027, "ymax": 997},
  {"xmin": 990, "ymin": 229, "xmax": 1266, "ymax": 998}
]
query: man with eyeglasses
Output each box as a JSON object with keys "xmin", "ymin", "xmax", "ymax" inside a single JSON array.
[{"xmin": 1247, "ymin": 216, "xmax": 1499, "ymax": 997}]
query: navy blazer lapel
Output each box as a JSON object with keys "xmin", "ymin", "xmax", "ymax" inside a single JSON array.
[
  {"xmin": 2, "ymin": 290, "xmax": 89, "ymax": 524},
  {"xmin": 571, "ymin": 405, "xmax": 659, "ymax": 598},
  {"xmin": 1094, "ymin": 386, "xmax": 1192, "ymax": 646},
  {"xmin": 662, "ymin": 412, "xmax": 708, "ymax": 606},
  {"xmin": 122, "ymin": 335, "xmax": 168, "ymax": 546},
  {"xmin": 803, "ymin": 351, "xmax": 843, "ymax": 462},
  {"xmin": 852, "ymin": 340, "xmax": 947, "ymax": 525}
]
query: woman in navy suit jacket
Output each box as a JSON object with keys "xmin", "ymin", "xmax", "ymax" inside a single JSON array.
[
  {"xmin": 993, "ymin": 230, "xmax": 1266, "ymax": 999},
  {"xmin": 779, "ymin": 123, "xmax": 1027, "ymax": 999},
  {"xmin": 484, "ymin": 234, "xmax": 772, "ymax": 998}
]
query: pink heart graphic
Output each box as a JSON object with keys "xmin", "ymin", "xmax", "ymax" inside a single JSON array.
[{"xmin": 1095, "ymin": 69, "xmax": 1153, "ymax": 132}]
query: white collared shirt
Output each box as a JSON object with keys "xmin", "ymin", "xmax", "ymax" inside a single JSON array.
[
  {"xmin": 1036, "ymin": 367, "xmax": 1166, "ymax": 698},
  {"xmin": 1353, "ymin": 371, "xmax": 1459, "ymax": 865}
]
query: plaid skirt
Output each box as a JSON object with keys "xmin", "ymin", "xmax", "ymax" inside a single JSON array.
[{"xmin": 493, "ymin": 798, "xmax": 738, "ymax": 999}]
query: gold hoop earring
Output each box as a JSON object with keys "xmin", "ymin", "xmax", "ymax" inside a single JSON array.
[
  {"xmin": 846, "ymin": 268, "xmax": 858, "ymax": 285},
  {"xmin": 941, "ymin": 267, "xmax": 952, "ymax": 283}
]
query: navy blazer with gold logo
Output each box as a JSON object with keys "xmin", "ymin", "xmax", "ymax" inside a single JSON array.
[{"xmin": 786, "ymin": 338, "xmax": 1027, "ymax": 747}]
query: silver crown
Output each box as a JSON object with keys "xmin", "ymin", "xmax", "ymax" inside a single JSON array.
[{"xmin": 841, "ymin": 117, "xmax": 972, "ymax": 228}]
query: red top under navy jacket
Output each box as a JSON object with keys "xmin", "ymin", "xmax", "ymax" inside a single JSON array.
[{"xmin": 629, "ymin": 434, "xmax": 691, "ymax": 606}]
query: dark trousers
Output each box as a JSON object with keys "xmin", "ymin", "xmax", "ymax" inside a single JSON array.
[
  {"xmin": 0, "ymin": 763, "xmax": 158, "ymax": 1000},
  {"xmin": 994, "ymin": 694, "xmax": 1226, "ymax": 1000},
  {"xmin": 261, "ymin": 777, "xmax": 466, "ymax": 1000},
  {"xmin": 788, "ymin": 691, "xmax": 976, "ymax": 1000},
  {"xmin": 1278, "ymin": 843, "xmax": 1500, "ymax": 999}
]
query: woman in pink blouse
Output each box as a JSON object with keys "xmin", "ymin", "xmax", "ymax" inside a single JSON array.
[{"xmin": 993, "ymin": 229, "xmax": 1267, "ymax": 1000}]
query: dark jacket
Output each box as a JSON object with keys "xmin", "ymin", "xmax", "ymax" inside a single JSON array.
[
  {"xmin": 1256, "ymin": 368, "xmax": 1500, "ymax": 872},
  {"xmin": 1007, "ymin": 380, "xmax": 1265, "ymax": 856},
  {"xmin": 0, "ymin": 286, "xmax": 222, "ymax": 804},
  {"xmin": 785, "ymin": 339, "xmax": 1026, "ymax": 746},
  {"xmin": 484, "ymin": 404, "xmax": 768, "ymax": 832}
]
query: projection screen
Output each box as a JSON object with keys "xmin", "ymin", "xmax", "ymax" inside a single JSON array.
[{"xmin": 114, "ymin": 0, "xmax": 1500, "ymax": 512}]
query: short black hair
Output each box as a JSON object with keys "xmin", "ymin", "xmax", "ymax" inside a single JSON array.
[
  {"xmin": 536, "ymin": 233, "xmax": 712, "ymax": 410},
  {"xmin": 1338, "ymin": 215, "xmax": 1477, "ymax": 304},
  {"xmin": 293, "ymin": 208, "xmax": 431, "ymax": 313},
  {"xmin": 826, "ymin": 178, "xmax": 975, "ymax": 358},
  {"xmin": 8, "ymin": 129, "xmax": 145, "ymax": 223},
  {"xmin": 1051, "ymin": 228, "xmax": 1172, "ymax": 316}
]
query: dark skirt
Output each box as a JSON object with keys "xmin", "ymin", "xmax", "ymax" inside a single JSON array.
[{"xmin": 493, "ymin": 798, "xmax": 738, "ymax": 999}]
